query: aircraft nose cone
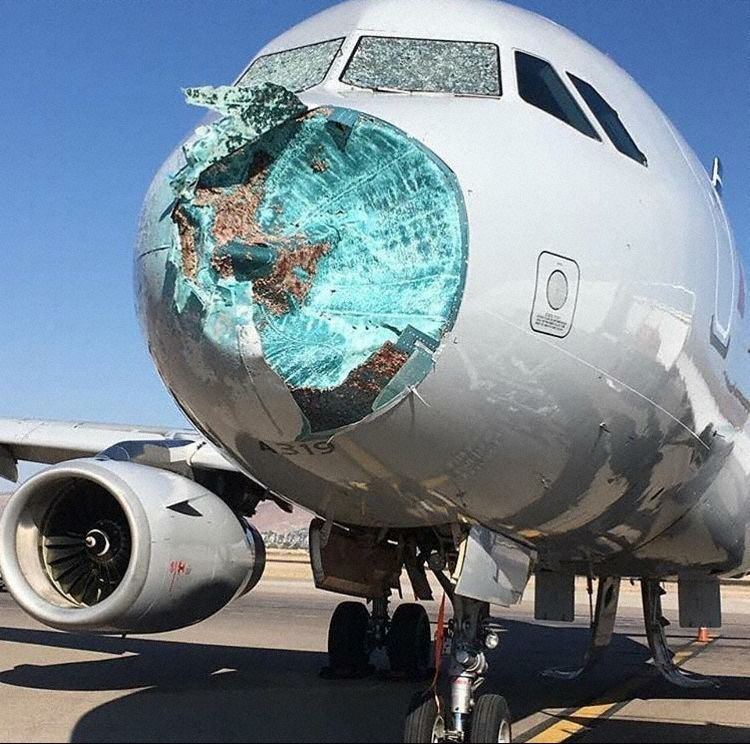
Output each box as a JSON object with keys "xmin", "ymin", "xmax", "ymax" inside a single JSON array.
[{"xmin": 143, "ymin": 87, "xmax": 469, "ymax": 440}]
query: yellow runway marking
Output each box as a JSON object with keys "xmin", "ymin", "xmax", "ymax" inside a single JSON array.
[
  {"xmin": 525, "ymin": 636, "xmax": 718, "ymax": 743},
  {"xmin": 526, "ymin": 684, "xmax": 638, "ymax": 743}
]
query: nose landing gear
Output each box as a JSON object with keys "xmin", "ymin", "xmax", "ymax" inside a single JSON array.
[
  {"xmin": 405, "ymin": 595, "xmax": 512, "ymax": 743},
  {"xmin": 316, "ymin": 524, "xmax": 515, "ymax": 739}
]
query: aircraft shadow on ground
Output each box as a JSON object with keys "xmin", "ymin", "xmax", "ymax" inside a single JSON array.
[
  {"xmin": 539, "ymin": 717, "xmax": 750, "ymax": 743},
  {"xmin": 0, "ymin": 620, "xmax": 748, "ymax": 743}
]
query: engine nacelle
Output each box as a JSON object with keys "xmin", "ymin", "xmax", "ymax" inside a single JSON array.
[{"xmin": 0, "ymin": 458, "xmax": 265, "ymax": 633}]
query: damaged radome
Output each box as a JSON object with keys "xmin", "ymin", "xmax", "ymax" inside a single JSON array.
[{"xmin": 164, "ymin": 82, "xmax": 469, "ymax": 439}]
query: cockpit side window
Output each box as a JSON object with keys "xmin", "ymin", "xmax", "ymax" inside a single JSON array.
[
  {"xmin": 341, "ymin": 36, "xmax": 501, "ymax": 97},
  {"xmin": 568, "ymin": 74, "xmax": 648, "ymax": 166},
  {"xmin": 236, "ymin": 38, "xmax": 344, "ymax": 93},
  {"xmin": 515, "ymin": 52, "xmax": 600, "ymax": 140}
]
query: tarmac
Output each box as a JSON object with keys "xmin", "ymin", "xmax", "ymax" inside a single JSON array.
[{"xmin": 1, "ymin": 555, "xmax": 749, "ymax": 742}]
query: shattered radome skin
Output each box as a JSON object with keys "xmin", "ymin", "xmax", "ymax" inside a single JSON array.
[
  {"xmin": 163, "ymin": 83, "xmax": 468, "ymax": 438},
  {"xmin": 184, "ymin": 149, "xmax": 332, "ymax": 315},
  {"xmin": 171, "ymin": 84, "xmax": 307, "ymax": 199},
  {"xmin": 251, "ymin": 241, "xmax": 332, "ymax": 316},
  {"xmin": 172, "ymin": 205, "xmax": 199, "ymax": 280},
  {"xmin": 291, "ymin": 342, "xmax": 410, "ymax": 432}
]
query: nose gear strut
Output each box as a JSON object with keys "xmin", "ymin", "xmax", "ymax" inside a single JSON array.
[{"xmin": 405, "ymin": 589, "xmax": 511, "ymax": 742}]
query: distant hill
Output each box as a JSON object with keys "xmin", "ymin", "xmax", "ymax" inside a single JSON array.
[
  {"xmin": 252, "ymin": 501, "xmax": 313, "ymax": 550},
  {"xmin": 251, "ymin": 500, "xmax": 312, "ymax": 532}
]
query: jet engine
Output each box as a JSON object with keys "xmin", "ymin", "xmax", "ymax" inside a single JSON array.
[{"xmin": 0, "ymin": 458, "xmax": 265, "ymax": 634}]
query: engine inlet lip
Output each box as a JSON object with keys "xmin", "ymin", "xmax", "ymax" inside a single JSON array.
[{"xmin": 0, "ymin": 459, "xmax": 151, "ymax": 630}]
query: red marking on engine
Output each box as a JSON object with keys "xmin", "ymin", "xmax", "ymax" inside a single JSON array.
[{"xmin": 169, "ymin": 560, "xmax": 189, "ymax": 575}]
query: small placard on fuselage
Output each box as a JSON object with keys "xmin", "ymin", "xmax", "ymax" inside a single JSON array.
[{"xmin": 531, "ymin": 252, "xmax": 580, "ymax": 338}]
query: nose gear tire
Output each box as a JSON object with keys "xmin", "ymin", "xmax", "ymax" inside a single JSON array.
[
  {"xmin": 404, "ymin": 691, "xmax": 446, "ymax": 743},
  {"xmin": 470, "ymin": 694, "xmax": 512, "ymax": 743}
]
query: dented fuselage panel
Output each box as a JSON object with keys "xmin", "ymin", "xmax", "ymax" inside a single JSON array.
[{"xmin": 136, "ymin": 0, "xmax": 750, "ymax": 578}]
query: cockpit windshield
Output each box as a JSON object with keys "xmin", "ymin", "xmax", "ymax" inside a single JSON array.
[
  {"xmin": 515, "ymin": 52, "xmax": 600, "ymax": 140},
  {"xmin": 341, "ymin": 36, "xmax": 501, "ymax": 97},
  {"xmin": 237, "ymin": 38, "xmax": 344, "ymax": 93},
  {"xmin": 568, "ymin": 74, "xmax": 648, "ymax": 165}
]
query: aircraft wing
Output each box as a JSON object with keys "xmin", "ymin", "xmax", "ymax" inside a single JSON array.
[{"xmin": 0, "ymin": 417, "xmax": 238, "ymax": 483}]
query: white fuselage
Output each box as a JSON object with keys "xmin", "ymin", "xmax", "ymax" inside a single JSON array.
[{"xmin": 136, "ymin": 0, "xmax": 749, "ymax": 577}]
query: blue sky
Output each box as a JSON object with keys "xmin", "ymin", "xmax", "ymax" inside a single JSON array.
[{"xmin": 0, "ymin": 0, "xmax": 747, "ymax": 484}]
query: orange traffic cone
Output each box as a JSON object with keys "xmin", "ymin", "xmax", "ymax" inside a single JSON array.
[{"xmin": 696, "ymin": 626, "xmax": 711, "ymax": 643}]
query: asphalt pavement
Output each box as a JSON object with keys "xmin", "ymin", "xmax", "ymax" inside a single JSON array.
[{"xmin": 1, "ymin": 573, "xmax": 749, "ymax": 742}]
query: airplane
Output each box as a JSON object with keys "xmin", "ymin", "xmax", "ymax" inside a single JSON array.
[{"xmin": 0, "ymin": 0, "xmax": 745, "ymax": 740}]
